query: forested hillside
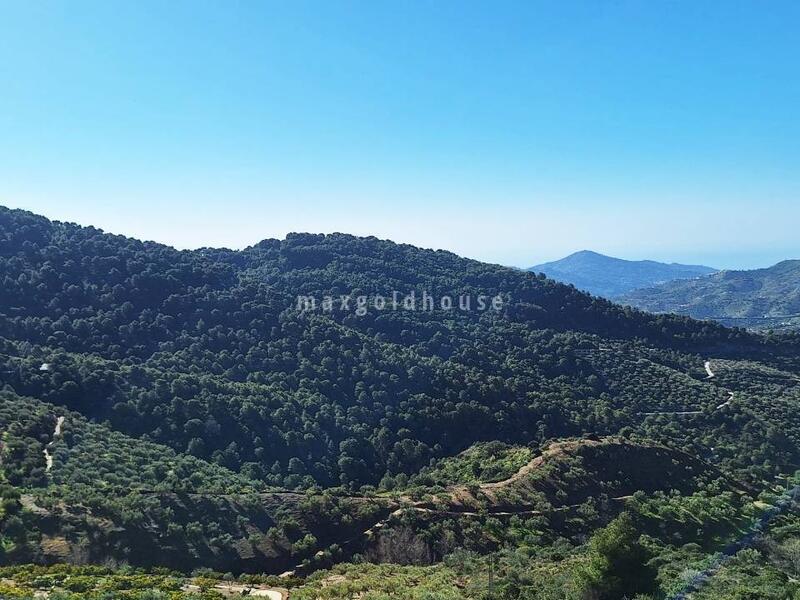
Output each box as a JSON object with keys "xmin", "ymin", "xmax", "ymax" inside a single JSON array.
[
  {"xmin": 2, "ymin": 206, "xmax": 800, "ymax": 597},
  {"xmin": 1, "ymin": 206, "xmax": 764, "ymax": 489},
  {"xmin": 620, "ymin": 260, "xmax": 800, "ymax": 331}
]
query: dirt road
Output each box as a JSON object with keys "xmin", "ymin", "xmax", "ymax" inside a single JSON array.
[
  {"xmin": 704, "ymin": 361, "xmax": 715, "ymax": 379},
  {"xmin": 183, "ymin": 583, "xmax": 286, "ymax": 599},
  {"xmin": 43, "ymin": 415, "xmax": 65, "ymax": 473}
]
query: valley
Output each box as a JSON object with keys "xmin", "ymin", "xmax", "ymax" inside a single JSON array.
[
  {"xmin": 1, "ymin": 206, "xmax": 800, "ymax": 598},
  {"xmin": 4, "ymin": 0, "xmax": 800, "ymax": 595}
]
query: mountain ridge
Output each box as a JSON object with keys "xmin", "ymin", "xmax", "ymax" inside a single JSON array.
[
  {"xmin": 620, "ymin": 258, "xmax": 800, "ymax": 330},
  {"xmin": 529, "ymin": 250, "xmax": 717, "ymax": 298},
  {"xmin": 4, "ymin": 205, "xmax": 800, "ymax": 587}
]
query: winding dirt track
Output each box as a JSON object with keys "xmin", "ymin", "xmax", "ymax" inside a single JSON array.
[
  {"xmin": 182, "ymin": 583, "xmax": 286, "ymax": 599},
  {"xmin": 281, "ymin": 443, "xmax": 582, "ymax": 578},
  {"xmin": 640, "ymin": 359, "xmax": 731, "ymax": 416},
  {"xmin": 715, "ymin": 392, "xmax": 734, "ymax": 410},
  {"xmin": 479, "ymin": 451, "xmax": 548, "ymax": 491},
  {"xmin": 704, "ymin": 361, "xmax": 715, "ymax": 379},
  {"xmin": 43, "ymin": 415, "xmax": 65, "ymax": 473}
]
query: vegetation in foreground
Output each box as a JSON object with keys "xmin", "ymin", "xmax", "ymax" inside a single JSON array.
[
  {"xmin": 2, "ymin": 206, "xmax": 800, "ymax": 597},
  {"xmin": 1, "ymin": 479, "xmax": 798, "ymax": 599}
]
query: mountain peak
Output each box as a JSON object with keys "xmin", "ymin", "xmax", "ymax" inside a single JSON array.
[
  {"xmin": 570, "ymin": 249, "xmax": 605, "ymax": 257},
  {"xmin": 529, "ymin": 251, "xmax": 716, "ymax": 298}
]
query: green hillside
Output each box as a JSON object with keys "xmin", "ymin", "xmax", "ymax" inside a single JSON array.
[
  {"xmin": 2, "ymin": 206, "xmax": 800, "ymax": 598},
  {"xmin": 1, "ymin": 206, "xmax": 764, "ymax": 490},
  {"xmin": 620, "ymin": 260, "xmax": 800, "ymax": 330}
]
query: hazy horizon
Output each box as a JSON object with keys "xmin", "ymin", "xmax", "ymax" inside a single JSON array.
[
  {"xmin": 3, "ymin": 202, "xmax": 796, "ymax": 272},
  {"xmin": 2, "ymin": 2, "xmax": 799, "ymax": 270}
]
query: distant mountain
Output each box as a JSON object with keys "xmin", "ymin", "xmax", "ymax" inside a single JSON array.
[
  {"xmin": 620, "ymin": 259, "xmax": 800, "ymax": 330},
  {"xmin": 528, "ymin": 250, "xmax": 717, "ymax": 298}
]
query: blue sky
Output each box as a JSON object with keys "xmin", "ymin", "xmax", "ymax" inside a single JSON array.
[{"xmin": 1, "ymin": 1, "xmax": 799, "ymax": 269}]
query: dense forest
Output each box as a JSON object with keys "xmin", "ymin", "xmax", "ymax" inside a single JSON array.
[
  {"xmin": 2, "ymin": 205, "xmax": 800, "ymax": 598},
  {"xmin": 0, "ymin": 206, "xmax": 776, "ymax": 488}
]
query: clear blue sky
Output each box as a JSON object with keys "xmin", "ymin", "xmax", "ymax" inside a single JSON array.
[{"xmin": 1, "ymin": 1, "xmax": 799, "ymax": 269}]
